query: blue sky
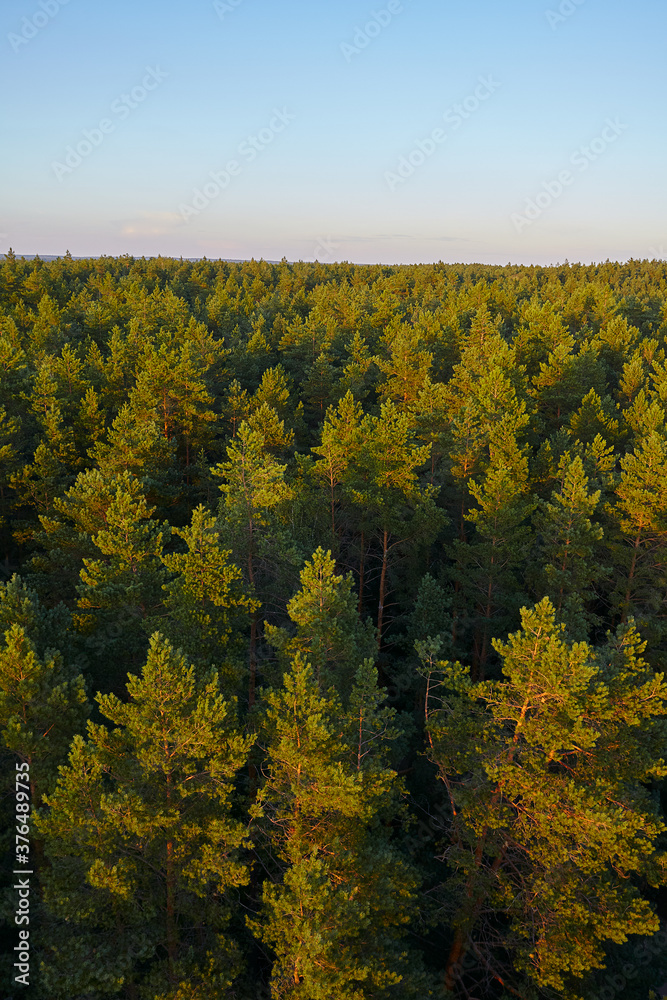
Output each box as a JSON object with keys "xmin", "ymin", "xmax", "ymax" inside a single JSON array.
[{"xmin": 2, "ymin": 0, "xmax": 665, "ymax": 264}]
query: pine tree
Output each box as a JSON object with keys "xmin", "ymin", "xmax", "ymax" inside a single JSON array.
[
  {"xmin": 451, "ymin": 433, "xmax": 535, "ymax": 676},
  {"xmin": 412, "ymin": 381, "xmax": 452, "ymax": 487},
  {"xmin": 445, "ymin": 333, "xmax": 529, "ymax": 543},
  {"xmin": 214, "ymin": 421, "xmax": 295, "ymax": 705},
  {"xmin": 302, "ymin": 350, "xmax": 340, "ymax": 418},
  {"xmin": 251, "ymin": 654, "xmax": 424, "ymax": 999},
  {"xmin": 75, "ymin": 474, "xmax": 168, "ymax": 683},
  {"xmin": 29, "ymin": 291, "xmax": 64, "ymax": 354},
  {"xmin": 531, "ymin": 452, "xmax": 606, "ymax": 638},
  {"xmin": 350, "ymin": 401, "xmax": 444, "ymax": 647},
  {"xmin": 74, "ymin": 385, "xmax": 107, "ymax": 457},
  {"xmin": 338, "ymin": 331, "xmax": 375, "ymax": 402},
  {"xmin": 28, "ymin": 467, "xmax": 138, "ymax": 606},
  {"xmin": 375, "ymin": 327, "xmax": 433, "ymax": 411},
  {"xmin": 251, "ymin": 363, "xmax": 293, "ymax": 420},
  {"xmin": 0, "ymin": 331, "xmax": 29, "ymax": 410},
  {"xmin": 531, "ymin": 340, "xmax": 607, "ymax": 432},
  {"xmin": 10, "ymin": 387, "xmax": 79, "ymax": 532},
  {"xmin": 0, "ymin": 404, "xmax": 21, "ymax": 536},
  {"xmin": 89, "ymin": 401, "xmax": 178, "ymax": 506},
  {"xmin": 605, "ymin": 431, "xmax": 667, "ymax": 652},
  {"xmin": 422, "ymin": 598, "xmax": 667, "ymax": 997},
  {"xmin": 246, "ymin": 401, "xmax": 295, "ymax": 455},
  {"xmin": 37, "ymin": 634, "xmax": 253, "ymax": 1000},
  {"xmin": 223, "ymin": 378, "xmax": 251, "ymax": 437},
  {"xmin": 130, "ymin": 336, "xmax": 221, "ymax": 472},
  {"xmin": 0, "ymin": 625, "xmax": 88, "ymax": 802},
  {"xmin": 569, "ymin": 387, "xmax": 623, "ymax": 447},
  {"xmin": 405, "ymin": 573, "xmax": 453, "ymax": 651},
  {"xmin": 151, "ymin": 504, "xmax": 258, "ymax": 684},
  {"xmin": 265, "ymin": 547, "xmax": 376, "ymax": 695},
  {"xmin": 311, "ymin": 390, "xmax": 364, "ymax": 546},
  {"xmin": 0, "ymin": 573, "xmax": 70, "ymax": 659}
]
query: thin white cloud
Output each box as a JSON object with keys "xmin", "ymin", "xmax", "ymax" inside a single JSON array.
[
  {"xmin": 116, "ymin": 212, "xmax": 185, "ymax": 237},
  {"xmin": 325, "ymin": 234, "xmax": 470, "ymax": 244}
]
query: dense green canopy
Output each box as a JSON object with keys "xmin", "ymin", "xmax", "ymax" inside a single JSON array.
[{"xmin": 2, "ymin": 252, "xmax": 667, "ymax": 999}]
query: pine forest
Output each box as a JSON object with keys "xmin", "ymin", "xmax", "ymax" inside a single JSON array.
[{"xmin": 3, "ymin": 249, "xmax": 667, "ymax": 1000}]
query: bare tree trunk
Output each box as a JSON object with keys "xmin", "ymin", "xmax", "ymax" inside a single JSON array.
[
  {"xmin": 165, "ymin": 770, "xmax": 177, "ymax": 983},
  {"xmin": 358, "ymin": 530, "xmax": 365, "ymax": 615},
  {"xmin": 249, "ymin": 612, "xmax": 258, "ymax": 708},
  {"xmin": 623, "ymin": 534, "xmax": 641, "ymax": 621},
  {"xmin": 377, "ymin": 528, "xmax": 389, "ymax": 650}
]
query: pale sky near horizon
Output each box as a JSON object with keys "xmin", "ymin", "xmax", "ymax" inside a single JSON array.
[{"xmin": 2, "ymin": 0, "xmax": 665, "ymax": 266}]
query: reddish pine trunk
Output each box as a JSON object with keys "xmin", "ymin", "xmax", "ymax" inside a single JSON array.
[{"xmin": 444, "ymin": 928, "xmax": 467, "ymax": 991}]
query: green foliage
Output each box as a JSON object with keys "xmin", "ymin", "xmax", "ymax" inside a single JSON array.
[
  {"xmin": 0, "ymin": 624, "xmax": 88, "ymax": 799},
  {"xmin": 89, "ymin": 402, "xmax": 178, "ymax": 505},
  {"xmin": 606, "ymin": 431, "xmax": 667, "ymax": 647},
  {"xmin": 452, "ymin": 431, "xmax": 535, "ymax": 673},
  {"xmin": 532, "ymin": 453, "xmax": 606, "ymax": 638},
  {"xmin": 151, "ymin": 505, "xmax": 257, "ymax": 683},
  {"xmin": 71, "ymin": 473, "xmax": 168, "ymax": 683},
  {"xmin": 311, "ymin": 390, "xmax": 364, "ymax": 544},
  {"xmin": 405, "ymin": 572, "xmax": 453, "ymax": 650},
  {"xmin": 265, "ymin": 547, "xmax": 376, "ymax": 694},
  {"xmin": 349, "ymin": 400, "xmax": 445, "ymax": 641},
  {"xmin": 37, "ymin": 634, "xmax": 252, "ymax": 999},
  {"xmin": 4, "ymin": 254, "xmax": 667, "ymax": 998},
  {"xmin": 251, "ymin": 653, "xmax": 424, "ymax": 999},
  {"xmin": 214, "ymin": 422, "xmax": 293, "ymax": 578},
  {"xmin": 422, "ymin": 598, "xmax": 667, "ymax": 997},
  {"xmin": 0, "ymin": 573, "xmax": 70, "ymax": 654}
]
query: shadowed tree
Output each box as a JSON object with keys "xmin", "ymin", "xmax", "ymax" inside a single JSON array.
[
  {"xmin": 37, "ymin": 634, "xmax": 253, "ymax": 1000},
  {"xmin": 265, "ymin": 547, "xmax": 376, "ymax": 696},
  {"xmin": 311, "ymin": 390, "xmax": 364, "ymax": 547},
  {"xmin": 149, "ymin": 504, "xmax": 258, "ymax": 686},
  {"xmin": 451, "ymin": 432, "xmax": 535, "ymax": 676},
  {"xmin": 75, "ymin": 475, "xmax": 168, "ymax": 684},
  {"xmin": 531, "ymin": 452, "xmax": 606, "ymax": 639},
  {"xmin": 251, "ymin": 653, "xmax": 427, "ymax": 999},
  {"xmin": 214, "ymin": 421, "xmax": 294, "ymax": 705},
  {"xmin": 349, "ymin": 401, "xmax": 444, "ymax": 648},
  {"xmin": 0, "ymin": 623, "xmax": 88, "ymax": 804}
]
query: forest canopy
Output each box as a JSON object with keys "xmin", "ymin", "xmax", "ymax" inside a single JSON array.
[{"xmin": 2, "ymin": 251, "xmax": 667, "ymax": 1000}]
